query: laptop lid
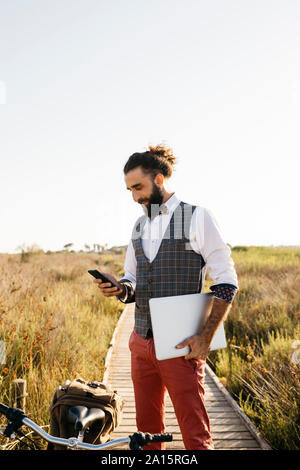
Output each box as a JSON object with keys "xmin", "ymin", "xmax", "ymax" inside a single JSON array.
[{"xmin": 149, "ymin": 292, "xmax": 227, "ymax": 361}]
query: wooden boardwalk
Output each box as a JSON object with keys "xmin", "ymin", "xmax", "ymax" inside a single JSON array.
[{"xmin": 103, "ymin": 303, "xmax": 271, "ymax": 450}]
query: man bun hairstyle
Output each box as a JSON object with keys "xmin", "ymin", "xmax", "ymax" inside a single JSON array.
[{"xmin": 123, "ymin": 142, "xmax": 178, "ymax": 180}]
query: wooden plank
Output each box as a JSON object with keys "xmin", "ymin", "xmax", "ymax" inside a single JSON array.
[
  {"xmin": 116, "ymin": 416, "xmax": 245, "ymax": 424},
  {"xmin": 119, "ymin": 411, "xmax": 239, "ymax": 419},
  {"xmin": 122, "ymin": 401, "xmax": 230, "ymax": 409},
  {"xmin": 116, "ymin": 423, "xmax": 248, "ymax": 432},
  {"xmin": 112, "ymin": 428, "xmax": 256, "ymax": 440},
  {"xmin": 120, "ymin": 394, "xmax": 227, "ymax": 402},
  {"xmin": 116, "ymin": 389, "xmax": 225, "ymax": 398}
]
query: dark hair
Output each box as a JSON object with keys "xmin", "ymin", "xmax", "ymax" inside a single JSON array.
[{"xmin": 123, "ymin": 143, "xmax": 178, "ymax": 180}]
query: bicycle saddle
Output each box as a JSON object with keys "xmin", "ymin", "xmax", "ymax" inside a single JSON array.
[{"xmin": 68, "ymin": 405, "xmax": 106, "ymax": 432}]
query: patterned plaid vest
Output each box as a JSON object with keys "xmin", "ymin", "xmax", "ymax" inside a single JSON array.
[{"xmin": 131, "ymin": 201, "xmax": 206, "ymax": 339}]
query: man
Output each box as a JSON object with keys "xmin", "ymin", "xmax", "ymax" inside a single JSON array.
[{"xmin": 95, "ymin": 144, "xmax": 238, "ymax": 450}]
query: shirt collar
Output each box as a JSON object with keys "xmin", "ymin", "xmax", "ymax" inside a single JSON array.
[
  {"xmin": 164, "ymin": 192, "xmax": 180, "ymax": 213},
  {"xmin": 142, "ymin": 192, "xmax": 181, "ymax": 217}
]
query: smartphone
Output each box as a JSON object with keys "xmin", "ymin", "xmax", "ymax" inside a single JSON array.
[{"xmin": 88, "ymin": 269, "xmax": 121, "ymax": 289}]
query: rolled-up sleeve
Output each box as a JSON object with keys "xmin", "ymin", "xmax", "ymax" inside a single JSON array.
[{"xmin": 195, "ymin": 207, "xmax": 239, "ymax": 303}]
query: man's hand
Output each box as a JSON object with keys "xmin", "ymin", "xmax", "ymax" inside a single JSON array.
[
  {"xmin": 175, "ymin": 334, "xmax": 211, "ymax": 360},
  {"xmin": 175, "ymin": 296, "xmax": 232, "ymax": 360},
  {"xmin": 93, "ymin": 272, "xmax": 125, "ymax": 298}
]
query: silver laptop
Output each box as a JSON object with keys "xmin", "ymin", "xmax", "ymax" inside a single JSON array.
[{"xmin": 149, "ymin": 292, "xmax": 227, "ymax": 361}]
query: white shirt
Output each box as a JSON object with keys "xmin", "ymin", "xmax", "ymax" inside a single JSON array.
[{"xmin": 117, "ymin": 193, "xmax": 238, "ymax": 301}]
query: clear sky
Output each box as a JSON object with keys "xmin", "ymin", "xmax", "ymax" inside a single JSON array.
[{"xmin": 0, "ymin": 0, "xmax": 299, "ymax": 254}]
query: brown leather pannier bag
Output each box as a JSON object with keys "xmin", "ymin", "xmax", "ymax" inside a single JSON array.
[{"xmin": 48, "ymin": 378, "xmax": 124, "ymax": 450}]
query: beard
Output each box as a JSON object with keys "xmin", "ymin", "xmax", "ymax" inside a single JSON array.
[{"xmin": 140, "ymin": 182, "xmax": 164, "ymax": 219}]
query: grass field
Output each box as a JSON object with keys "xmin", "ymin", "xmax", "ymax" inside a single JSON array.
[{"xmin": 0, "ymin": 245, "xmax": 299, "ymax": 449}]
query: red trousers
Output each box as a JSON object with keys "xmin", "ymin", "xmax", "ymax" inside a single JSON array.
[{"xmin": 129, "ymin": 328, "xmax": 214, "ymax": 450}]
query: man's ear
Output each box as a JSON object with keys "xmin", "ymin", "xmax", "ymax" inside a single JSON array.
[{"xmin": 155, "ymin": 173, "xmax": 164, "ymax": 187}]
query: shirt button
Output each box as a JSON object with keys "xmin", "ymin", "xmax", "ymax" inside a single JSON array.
[{"xmin": 148, "ymin": 279, "xmax": 153, "ymax": 284}]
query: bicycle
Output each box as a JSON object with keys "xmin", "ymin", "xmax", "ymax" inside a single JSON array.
[{"xmin": 0, "ymin": 403, "xmax": 172, "ymax": 450}]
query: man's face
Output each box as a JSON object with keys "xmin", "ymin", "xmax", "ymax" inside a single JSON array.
[{"xmin": 125, "ymin": 167, "xmax": 164, "ymax": 218}]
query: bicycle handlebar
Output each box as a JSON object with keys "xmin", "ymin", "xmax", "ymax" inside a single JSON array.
[
  {"xmin": 0, "ymin": 403, "xmax": 173, "ymax": 450},
  {"xmin": 0, "ymin": 403, "xmax": 19, "ymax": 420}
]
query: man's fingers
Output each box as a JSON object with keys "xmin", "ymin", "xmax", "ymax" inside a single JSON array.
[
  {"xmin": 185, "ymin": 354, "xmax": 206, "ymax": 360},
  {"xmin": 102, "ymin": 284, "xmax": 117, "ymax": 291},
  {"xmin": 94, "ymin": 280, "xmax": 116, "ymax": 288},
  {"xmin": 185, "ymin": 354, "xmax": 195, "ymax": 360},
  {"xmin": 175, "ymin": 338, "xmax": 190, "ymax": 349},
  {"xmin": 100, "ymin": 284, "xmax": 123, "ymax": 296},
  {"xmin": 93, "ymin": 277, "xmax": 123, "ymax": 297}
]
